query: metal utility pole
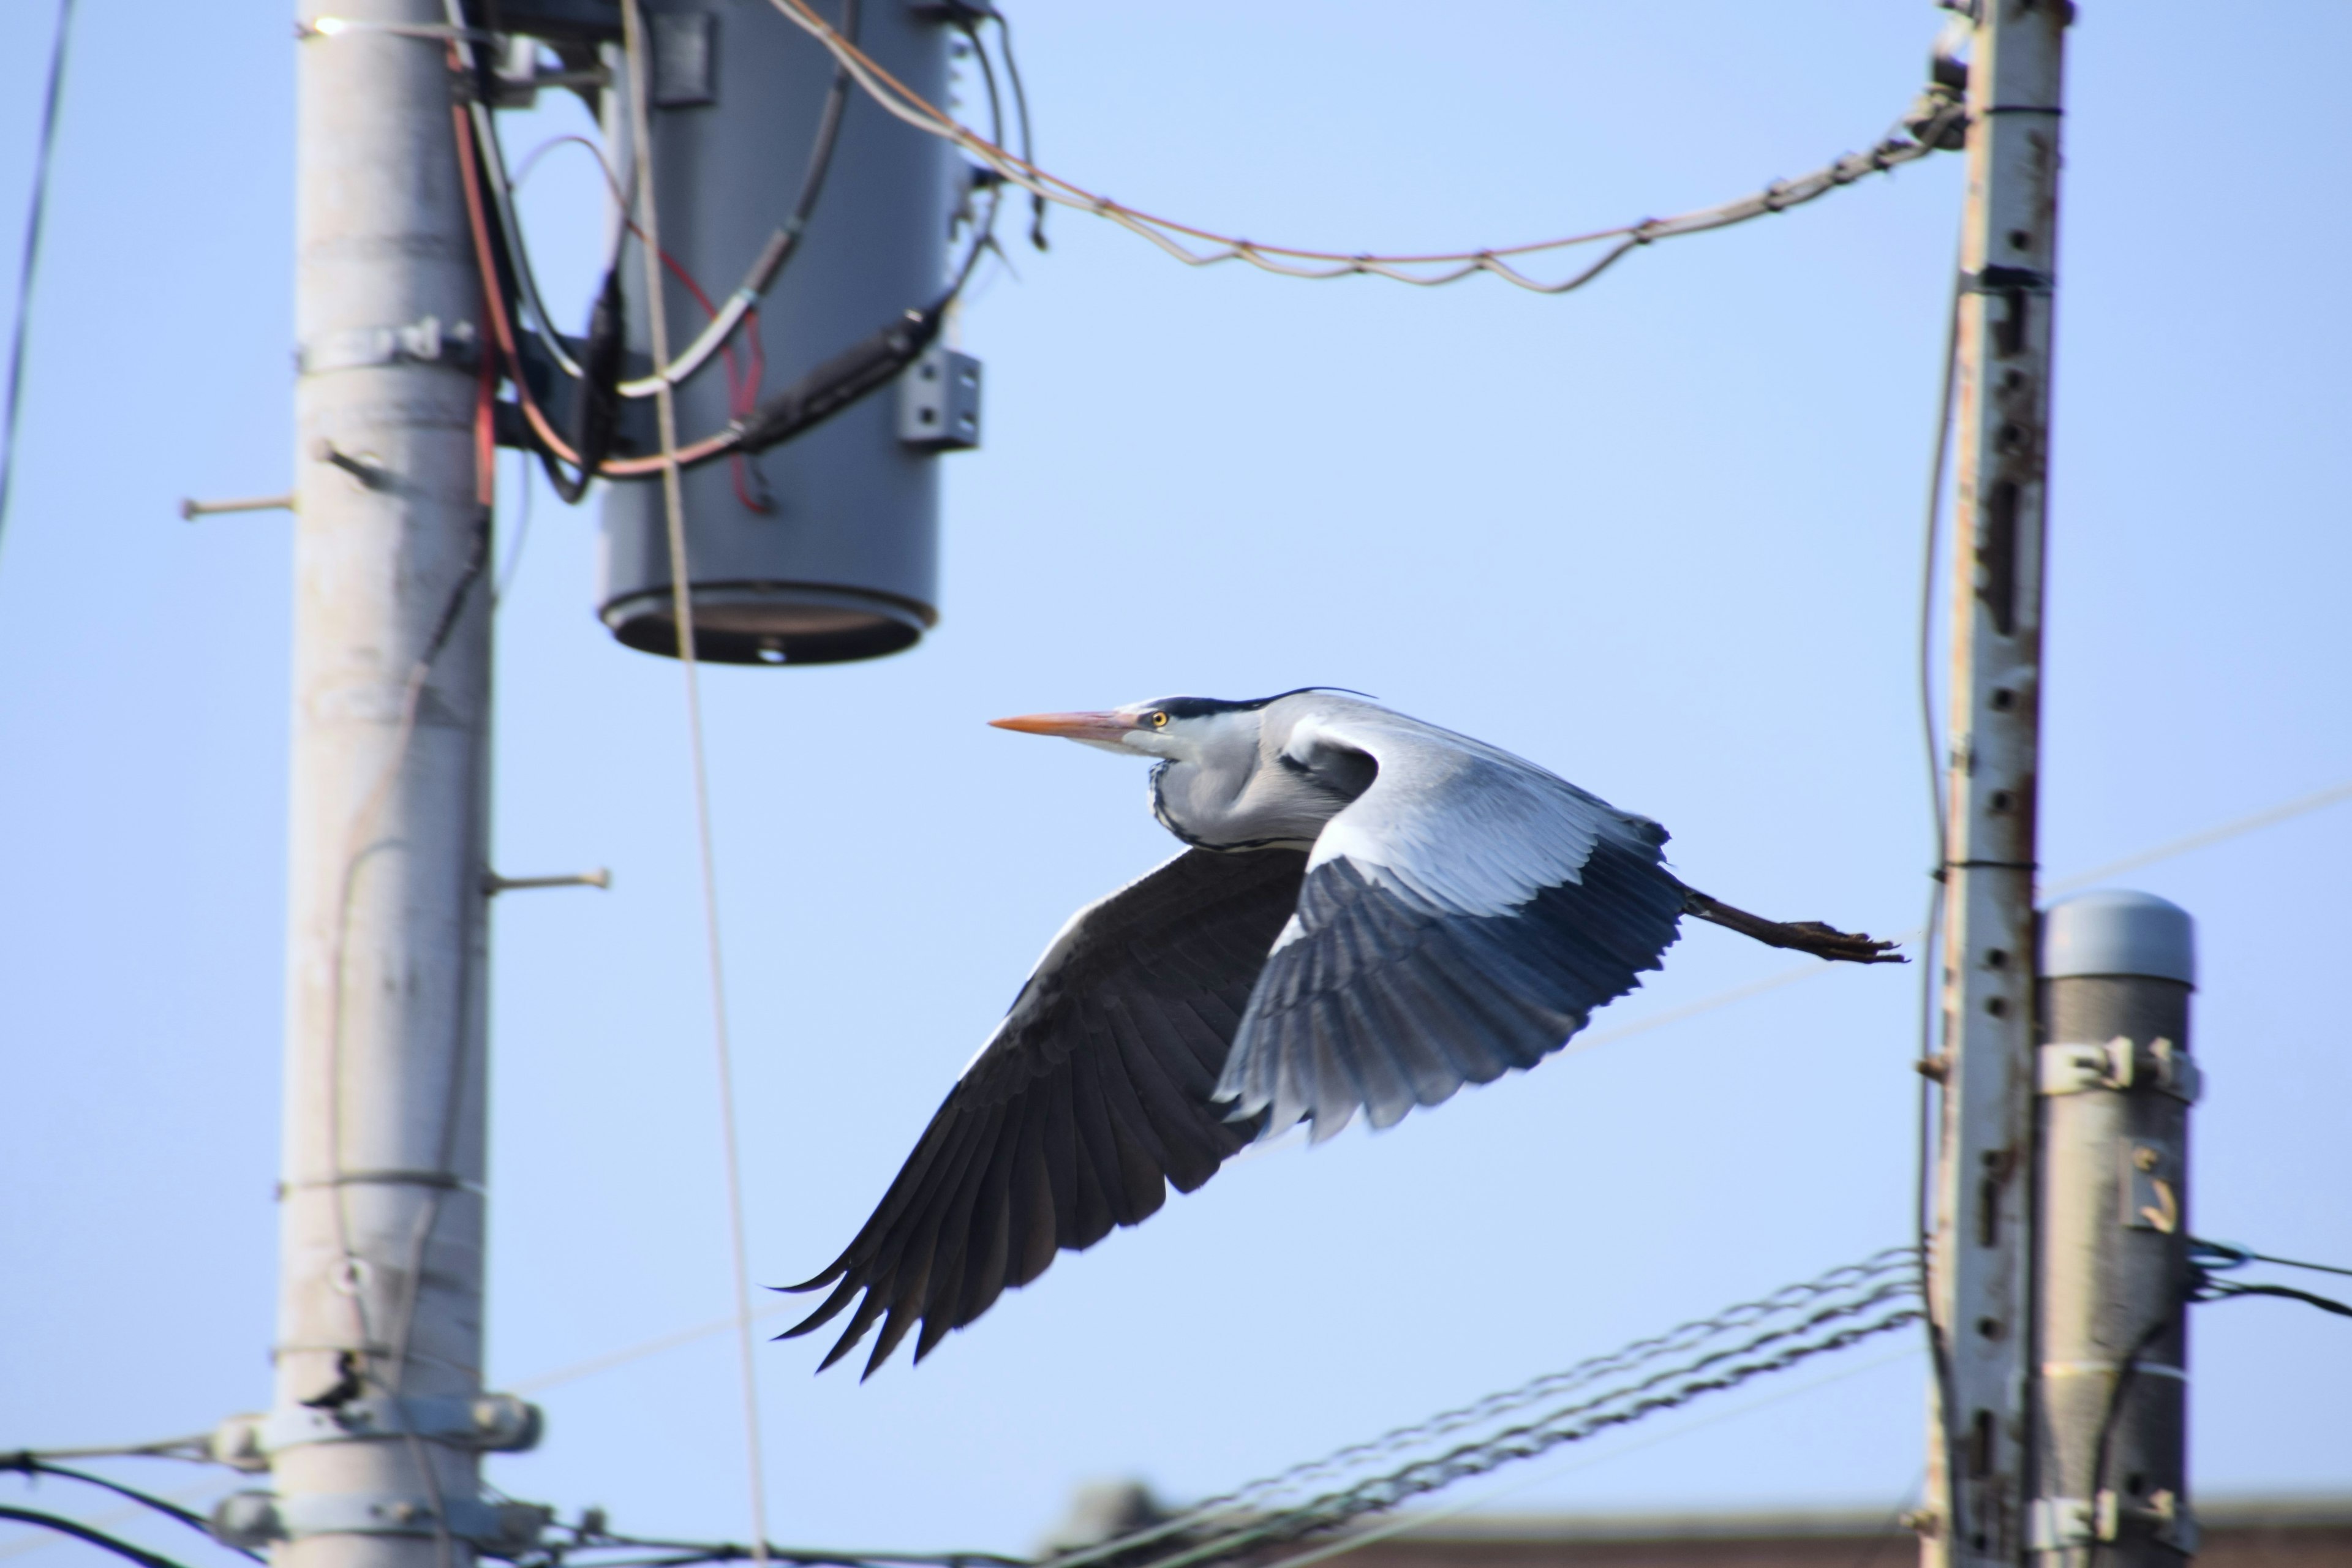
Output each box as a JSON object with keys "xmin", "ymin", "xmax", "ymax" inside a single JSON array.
[
  {"xmin": 2031, "ymin": 892, "xmax": 2199, "ymax": 1566},
  {"xmin": 209, "ymin": 5, "xmax": 540, "ymax": 1564},
  {"xmin": 1923, "ymin": 2, "xmax": 2070, "ymax": 1564}
]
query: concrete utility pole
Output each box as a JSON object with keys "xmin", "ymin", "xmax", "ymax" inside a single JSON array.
[
  {"xmin": 210, "ymin": 5, "xmax": 541, "ymax": 1564},
  {"xmin": 1922, "ymin": 1, "xmax": 2070, "ymax": 1564},
  {"xmin": 2031, "ymin": 892, "xmax": 2199, "ymax": 1566}
]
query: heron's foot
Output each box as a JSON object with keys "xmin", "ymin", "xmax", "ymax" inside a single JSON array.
[{"xmin": 1679, "ymin": 889, "xmax": 1906, "ymax": 965}]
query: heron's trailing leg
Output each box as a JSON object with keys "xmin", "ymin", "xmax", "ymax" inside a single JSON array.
[{"xmin": 1678, "ymin": 886, "xmax": 1904, "ymax": 964}]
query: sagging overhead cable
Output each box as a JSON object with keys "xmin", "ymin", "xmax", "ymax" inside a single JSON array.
[{"xmin": 761, "ymin": 0, "xmax": 1968, "ymax": 293}]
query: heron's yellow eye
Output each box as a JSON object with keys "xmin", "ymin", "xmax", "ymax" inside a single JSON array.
[{"xmin": 1149, "ymin": 711, "xmax": 1170, "ymax": 728}]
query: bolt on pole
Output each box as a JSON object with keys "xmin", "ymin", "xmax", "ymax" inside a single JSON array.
[
  {"xmin": 2031, "ymin": 893, "xmax": 2199, "ymax": 1564},
  {"xmin": 1923, "ymin": 2, "xmax": 2070, "ymax": 1564},
  {"xmin": 256, "ymin": 4, "xmax": 508, "ymax": 1565}
]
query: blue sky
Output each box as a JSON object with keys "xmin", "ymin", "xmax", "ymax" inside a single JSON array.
[{"xmin": 2, "ymin": 2, "xmax": 2348, "ymax": 1562}]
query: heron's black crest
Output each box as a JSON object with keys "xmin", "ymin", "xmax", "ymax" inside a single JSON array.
[{"xmin": 1153, "ymin": 687, "xmax": 1378, "ymax": 720}]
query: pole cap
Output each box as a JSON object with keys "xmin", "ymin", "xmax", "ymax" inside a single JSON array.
[{"xmin": 2040, "ymin": 889, "xmax": 2196, "ymax": 986}]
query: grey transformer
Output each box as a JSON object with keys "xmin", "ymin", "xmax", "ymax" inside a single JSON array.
[{"xmin": 597, "ymin": 0, "xmax": 974, "ymax": 666}]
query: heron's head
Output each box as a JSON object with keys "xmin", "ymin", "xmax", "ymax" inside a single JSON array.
[{"xmin": 988, "ymin": 696, "xmax": 1259, "ymax": 762}]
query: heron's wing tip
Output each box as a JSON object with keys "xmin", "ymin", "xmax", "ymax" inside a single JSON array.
[{"xmin": 777, "ymin": 1264, "xmax": 848, "ymax": 1294}]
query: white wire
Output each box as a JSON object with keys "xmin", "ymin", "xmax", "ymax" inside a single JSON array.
[{"xmin": 619, "ymin": 5, "xmax": 772, "ymax": 1563}]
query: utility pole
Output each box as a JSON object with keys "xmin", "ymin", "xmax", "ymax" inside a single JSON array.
[
  {"xmin": 2031, "ymin": 892, "xmax": 2199, "ymax": 1566},
  {"xmin": 1923, "ymin": 2, "xmax": 2070, "ymax": 1564},
  {"xmin": 210, "ymin": 5, "xmax": 541, "ymax": 1564}
]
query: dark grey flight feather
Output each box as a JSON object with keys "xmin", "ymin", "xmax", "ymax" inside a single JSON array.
[
  {"xmin": 786, "ymin": 690, "xmax": 1899, "ymax": 1376},
  {"xmin": 778, "ymin": 846, "xmax": 1304, "ymax": 1379}
]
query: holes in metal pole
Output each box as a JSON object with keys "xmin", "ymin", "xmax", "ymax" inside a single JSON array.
[
  {"xmin": 1986, "ymin": 995, "xmax": 2008, "ymax": 1018},
  {"xmin": 1968, "ymin": 1409, "xmax": 1997, "ymax": 1478},
  {"xmin": 1979, "ymin": 481, "xmax": 2020, "ymax": 636}
]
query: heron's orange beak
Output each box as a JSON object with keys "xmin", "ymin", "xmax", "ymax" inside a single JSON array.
[{"xmin": 988, "ymin": 710, "xmax": 1136, "ymax": 742}]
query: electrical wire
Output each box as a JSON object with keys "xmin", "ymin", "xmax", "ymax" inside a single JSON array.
[
  {"xmin": 616, "ymin": 8, "xmax": 771, "ymax": 1566},
  {"xmin": 455, "ymin": 96, "xmax": 990, "ymax": 483},
  {"xmin": 1912, "ymin": 249, "xmax": 1964, "ymax": 1567},
  {"xmin": 0, "ymin": 0, "xmax": 77, "ymax": 563},
  {"xmin": 2189, "ymin": 1240, "xmax": 2352, "ymax": 1281},
  {"xmin": 2196, "ymin": 1278, "xmax": 2352, "ymax": 1318},
  {"xmin": 1045, "ymin": 1252, "xmax": 1921, "ymax": 1568},
  {"xmin": 0, "ymin": 1446, "xmax": 209, "ymax": 1469},
  {"xmin": 986, "ymin": 6, "xmax": 1046, "ymax": 252},
  {"xmin": 760, "ymin": 0, "xmax": 1965, "ymax": 293},
  {"xmin": 0, "ymin": 1460, "xmax": 252, "ymax": 1561},
  {"xmin": 1249, "ymin": 1348, "xmax": 1923, "ymax": 1568},
  {"xmin": 0, "ymin": 1510, "xmax": 188, "ymax": 1568},
  {"xmin": 483, "ymin": 1, "xmax": 860, "ymax": 402}
]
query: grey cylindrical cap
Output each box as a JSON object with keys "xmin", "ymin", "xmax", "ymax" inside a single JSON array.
[{"xmin": 2040, "ymin": 890, "xmax": 2196, "ymax": 986}]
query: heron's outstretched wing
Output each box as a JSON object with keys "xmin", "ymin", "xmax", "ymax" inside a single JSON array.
[
  {"xmin": 1218, "ymin": 700, "xmax": 1685, "ymax": 1141},
  {"xmin": 781, "ymin": 846, "xmax": 1306, "ymax": 1377}
]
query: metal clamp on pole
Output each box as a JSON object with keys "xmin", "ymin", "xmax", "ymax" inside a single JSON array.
[
  {"xmin": 256, "ymin": 1393, "xmax": 544, "ymax": 1455},
  {"xmin": 2026, "ymin": 1491, "xmax": 2198, "ymax": 1555},
  {"xmin": 213, "ymin": 1491, "xmax": 553, "ymax": 1556},
  {"xmin": 2037, "ymin": 1037, "xmax": 2202, "ymax": 1102}
]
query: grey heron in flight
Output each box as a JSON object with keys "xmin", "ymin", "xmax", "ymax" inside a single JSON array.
[{"xmin": 783, "ymin": 690, "xmax": 1899, "ymax": 1377}]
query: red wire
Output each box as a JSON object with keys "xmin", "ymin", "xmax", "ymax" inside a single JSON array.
[
  {"xmin": 474, "ymin": 307, "xmax": 497, "ymax": 510},
  {"xmin": 653, "ymin": 253, "xmax": 768, "ymax": 511}
]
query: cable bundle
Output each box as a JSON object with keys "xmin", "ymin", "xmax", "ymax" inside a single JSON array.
[{"xmin": 1042, "ymin": 1248, "xmax": 1924, "ymax": 1568}]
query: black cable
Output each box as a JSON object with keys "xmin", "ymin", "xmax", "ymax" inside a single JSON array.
[
  {"xmin": 0, "ymin": 0, "xmax": 77, "ymax": 562},
  {"xmin": 988, "ymin": 6, "xmax": 1046, "ymax": 251},
  {"xmin": 774, "ymin": 0, "xmax": 860, "ymax": 254},
  {"xmin": 2200, "ymin": 1280, "xmax": 2352, "ymax": 1318},
  {"xmin": 2190, "ymin": 1240, "xmax": 2352, "ymax": 1281},
  {"xmin": 2084, "ymin": 1303, "xmax": 2177, "ymax": 1563},
  {"xmin": 2, "ymin": 1459, "xmax": 214, "ymax": 1540},
  {"xmin": 547, "ymin": 263, "xmax": 625, "ymax": 505},
  {"xmin": 0, "ymin": 1507, "xmax": 194, "ymax": 1568},
  {"xmin": 466, "ymin": 4, "xmax": 987, "ymax": 483},
  {"xmin": 420, "ymin": 508, "xmax": 492, "ymax": 669},
  {"xmin": 951, "ymin": 9, "xmax": 1011, "ymax": 274}
]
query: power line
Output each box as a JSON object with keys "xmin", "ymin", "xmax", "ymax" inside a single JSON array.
[
  {"xmin": 617, "ymin": 4, "xmax": 771, "ymax": 1564},
  {"xmin": 0, "ymin": 1459, "xmax": 257, "ymax": 1564},
  {"xmin": 761, "ymin": 0, "xmax": 1965, "ymax": 292},
  {"xmin": 0, "ymin": 0, "xmax": 77, "ymax": 562},
  {"xmin": 2189, "ymin": 1240, "xmax": 2352, "ymax": 1281},
  {"xmin": 1055, "ymin": 1253, "xmax": 1922, "ymax": 1568},
  {"xmin": 0, "ymin": 1509, "xmax": 188, "ymax": 1568}
]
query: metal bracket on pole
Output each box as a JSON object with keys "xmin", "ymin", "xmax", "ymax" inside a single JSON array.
[
  {"xmin": 2025, "ymin": 1492, "xmax": 2198, "ymax": 1555},
  {"xmin": 209, "ymin": 1395, "xmax": 542, "ymax": 1476},
  {"xmin": 296, "ymin": 315, "xmax": 482, "ymax": 378},
  {"xmin": 256, "ymin": 1393, "xmax": 544, "ymax": 1454},
  {"xmin": 2037, "ymin": 1038, "xmax": 2202, "ymax": 1102},
  {"xmin": 483, "ymin": 867, "xmax": 612, "ymax": 894},
  {"xmin": 182, "ymin": 493, "xmax": 297, "ymax": 521},
  {"xmin": 213, "ymin": 1492, "xmax": 554, "ymax": 1556}
]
